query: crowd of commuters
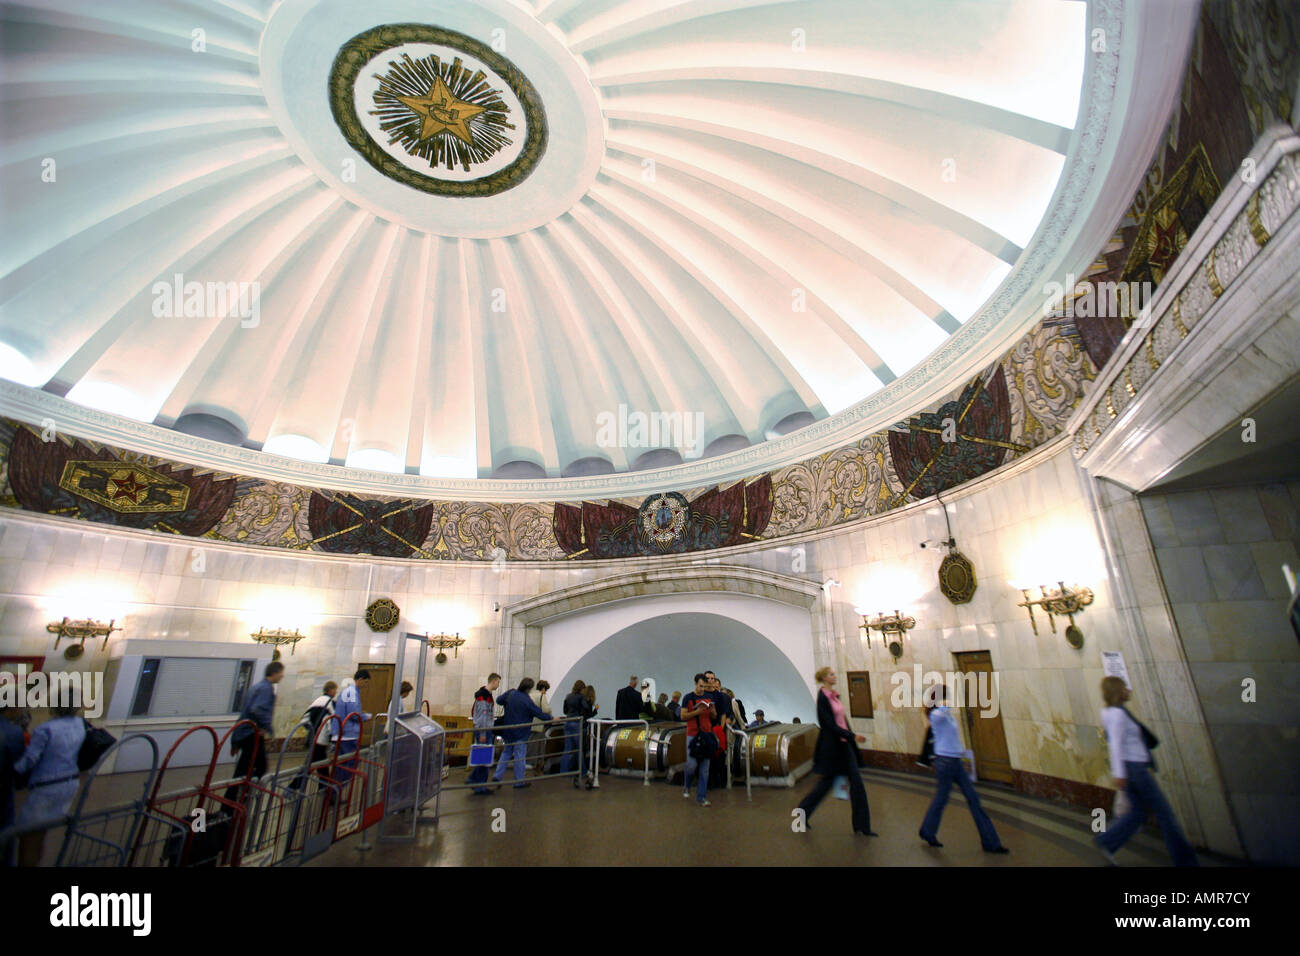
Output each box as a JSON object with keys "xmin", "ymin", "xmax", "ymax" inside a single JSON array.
[{"xmin": 3, "ymin": 657, "xmax": 1194, "ymax": 867}]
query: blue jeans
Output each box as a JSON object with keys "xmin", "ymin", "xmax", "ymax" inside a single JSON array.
[
  {"xmin": 1096, "ymin": 761, "xmax": 1198, "ymax": 866},
  {"xmin": 684, "ymin": 737, "xmax": 710, "ymax": 803},
  {"xmin": 333, "ymin": 738, "xmax": 359, "ymax": 788},
  {"xmin": 561, "ymin": 723, "xmax": 585, "ymax": 775},
  {"xmin": 920, "ymin": 755, "xmax": 1003, "ymax": 850},
  {"xmin": 493, "ymin": 741, "xmax": 528, "ymax": 784}
]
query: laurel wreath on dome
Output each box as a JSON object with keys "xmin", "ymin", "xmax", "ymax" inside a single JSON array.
[{"xmin": 328, "ymin": 23, "xmax": 547, "ymax": 197}]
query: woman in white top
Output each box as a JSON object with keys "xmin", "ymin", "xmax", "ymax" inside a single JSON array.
[{"xmin": 1095, "ymin": 676, "xmax": 1197, "ymax": 866}]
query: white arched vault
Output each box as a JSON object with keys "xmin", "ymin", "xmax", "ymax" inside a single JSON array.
[{"xmin": 496, "ymin": 564, "xmax": 834, "ymax": 699}]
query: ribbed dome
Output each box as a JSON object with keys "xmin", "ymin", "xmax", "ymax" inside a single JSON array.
[{"xmin": 1, "ymin": 0, "xmax": 1101, "ymax": 485}]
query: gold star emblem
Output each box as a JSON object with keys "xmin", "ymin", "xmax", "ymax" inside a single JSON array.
[{"xmin": 396, "ymin": 76, "xmax": 486, "ymax": 145}]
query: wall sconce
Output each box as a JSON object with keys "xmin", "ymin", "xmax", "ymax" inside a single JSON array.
[
  {"xmin": 1014, "ymin": 582, "xmax": 1093, "ymax": 648},
  {"xmin": 47, "ymin": 618, "xmax": 120, "ymax": 659},
  {"xmin": 425, "ymin": 632, "xmax": 466, "ymax": 664},
  {"xmin": 856, "ymin": 607, "xmax": 916, "ymax": 661},
  {"xmin": 250, "ymin": 627, "xmax": 307, "ymax": 659}
]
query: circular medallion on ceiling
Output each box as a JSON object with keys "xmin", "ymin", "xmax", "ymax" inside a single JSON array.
[
  {"xmin": 259, "ymin": 0, "xmax": 603, "ymax": 239},
  {"xmin": 328, "ymin": 24, "xmax": 547, "ymax": 197}
]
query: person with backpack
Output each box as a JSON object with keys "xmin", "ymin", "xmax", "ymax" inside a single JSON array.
[
  {"xmin": 289, "ymin": 680, "xmax": 336, "ymax": 792},
  {"xmin": 12, "ymin": 704, "xmax": 85, "ymax": 866},
  {"xmin": 681, "ymin": 673, "xmax": 717, "ymax": 806},
  {"xmin": 1094, "ymin": 676, "xmax": 1197, "ymax": 866}
]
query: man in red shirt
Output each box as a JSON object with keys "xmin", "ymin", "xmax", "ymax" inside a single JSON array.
[{"xmin": 680, "ymin": 674, "xmax": 717, "ymax": 806}]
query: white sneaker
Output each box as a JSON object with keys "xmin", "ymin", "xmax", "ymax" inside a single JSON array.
[
  {"xmin": 682, "ymin": 789, "xmax": 690, "ymax": 798},
  {"xmin": 699, "ymin": 799, "xmax": 711, "ymax": 807}
]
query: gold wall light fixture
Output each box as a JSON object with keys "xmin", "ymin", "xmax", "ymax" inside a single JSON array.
[
  {"xmin": 425, "ymin": 631, "xmax": 466, "ymax": 664},
  {"xmin": 1015, "ymin": 582, "xmax": 1093, "ymax": 648},
  {"xmin": 250, "ymin": 627, "xmax": 307, "ymax": 660},
  {"xmin": 856, "ymin": 608, "xmax": 916, "ymax": 661},
  {"xmin": 47, "ymin": 618, "xmax": 120, "ymax": 659}
]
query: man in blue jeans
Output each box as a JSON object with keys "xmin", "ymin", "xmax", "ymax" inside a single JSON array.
[
  {"xmin": 680, "ymin": 674, "xmax": 716, "ymax": 806},
  {"xmin": 332, "ymin": 670, "xmax": 371, "ymax": 790},
  {"xmin": 918, "ymin": 685, "xmax": 1009, "ymax": 854},
  {"xmin": 492, "ymin": 677, "xmax": 553, "ymax": 788}
]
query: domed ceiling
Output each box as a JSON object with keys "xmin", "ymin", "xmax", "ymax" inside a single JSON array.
[{"xmin": 0, "ymin": 0, "xmax": 1191, "ymax": 496}]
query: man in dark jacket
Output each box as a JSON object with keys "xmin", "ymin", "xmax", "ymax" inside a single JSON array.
[
  {"xmin": 492, "ymin": 678, "xmax": 553, "ymax": 789},
  {"xmin": 615, "ymin": 675, "xmax": 642, "ymax": 721},
  {"xmin": 225, "ymin": 661, "xmax": 283, "ymax": 801}
]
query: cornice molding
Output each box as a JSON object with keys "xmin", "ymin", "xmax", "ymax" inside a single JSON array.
[{"xmin": 1070, "ymin": 126, "xmax": 1300, "ymax": 471}]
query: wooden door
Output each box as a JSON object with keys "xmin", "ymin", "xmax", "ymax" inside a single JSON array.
[
  {"xmin": 356, "ymin": 662, "xmax": 395, "ymax": 746},
  {"xmin": 845, "ymin": 671, "xmax": 874, "ymax": 718},
  {"xmin": 952, "ymin": 651, "xmax": 1013, "ymax": 784}
]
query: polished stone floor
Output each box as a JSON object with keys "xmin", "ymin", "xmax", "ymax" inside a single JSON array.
[
  {"xmin": 306, "ymin": 768, "xmax": 1217, "ymax": 867},
  {"xmin": 23, "ymin": 760, "xmax": 1232, "ymax": 867}
]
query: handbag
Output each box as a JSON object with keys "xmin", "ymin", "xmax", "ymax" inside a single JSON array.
[
  {"xmin": 688, "ymin": 731, "xmax": 717, "ymax": 759},
  {"xmin": 78, "ymin": 720, "xmax": 116, "ymax": 771}
]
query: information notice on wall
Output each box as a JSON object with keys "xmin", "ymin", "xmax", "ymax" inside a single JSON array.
[{"xmin": 1101, "ymin": 650, "xmax": 1130, "ymax": 687}]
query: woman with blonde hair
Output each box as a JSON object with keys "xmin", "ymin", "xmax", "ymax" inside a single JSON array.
[
  {"xmin": 795, "ymin": 666, "xmax": 875, "ymax": 835},
  {"xmin": 1094, "ymin": 676, "xmax": 1197, "ymax": 866}
]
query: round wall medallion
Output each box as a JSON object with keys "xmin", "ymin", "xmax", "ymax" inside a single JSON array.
[
  {"xmin": 365, "ymin": 597, "xmax": 401, "ymax": 632},
  {"xmin": 938, "ymin": 551, "xmax": 977, "ymax": 605},
  {"xmin": 435, "ymin": 652, "xmax": 448, "ymax": 665},
  {"xmin": 329, "ymin": 24, "xmax": 547, "ymax": 197},
  {"xmin": 888, "ymin": 640, "xmax": 904, "ymax": 661},
  {"xmin": 1065, "ymin": 624, "xmax": 1085, "ymax": 649},
  {"xmin": 63, "ymin": 644, "xmax": 85, "ymax": 661}
]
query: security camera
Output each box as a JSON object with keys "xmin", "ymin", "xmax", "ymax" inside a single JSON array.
[{"xmin": 919, "ymin": 537, "xmax": 956, "ymax": 551}]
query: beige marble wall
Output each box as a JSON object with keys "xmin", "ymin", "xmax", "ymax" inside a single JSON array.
[
  {"xmin": 0, "ymin": 441, "xmax": 1251, "ymax": 859},
  {"xmin": 1139, "ymin": 482, "xmax": 1300, "ymax": 864}
]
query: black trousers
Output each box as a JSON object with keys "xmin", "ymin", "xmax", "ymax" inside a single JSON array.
[
  {"xmin": 224, "ymin": 734, "xmax": 266, "ymax": 802},
  {"xmin": 798, "ymin": 768, "xmax": 871, "ymax": 833}
]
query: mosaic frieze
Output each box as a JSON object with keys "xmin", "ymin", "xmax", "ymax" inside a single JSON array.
[{"xmin": 0, "ymin": 310, "xmax": 1097, "ymax": 561}]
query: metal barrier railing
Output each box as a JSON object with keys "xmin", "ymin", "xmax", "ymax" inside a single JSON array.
[
  {"xmin": 2, "ymin": 709, "xmax": 748, "ymax": 866},
  {"xmin": 586, "ymin": 718, "xmax": 651, "ymax": 787},
  {"xmin": 726, "ymin": 725, "xmax": 752, "ymax": 801},
  {"xmin": 440, "ymin": 716, "xmax": 581, "ymax": 791}
]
